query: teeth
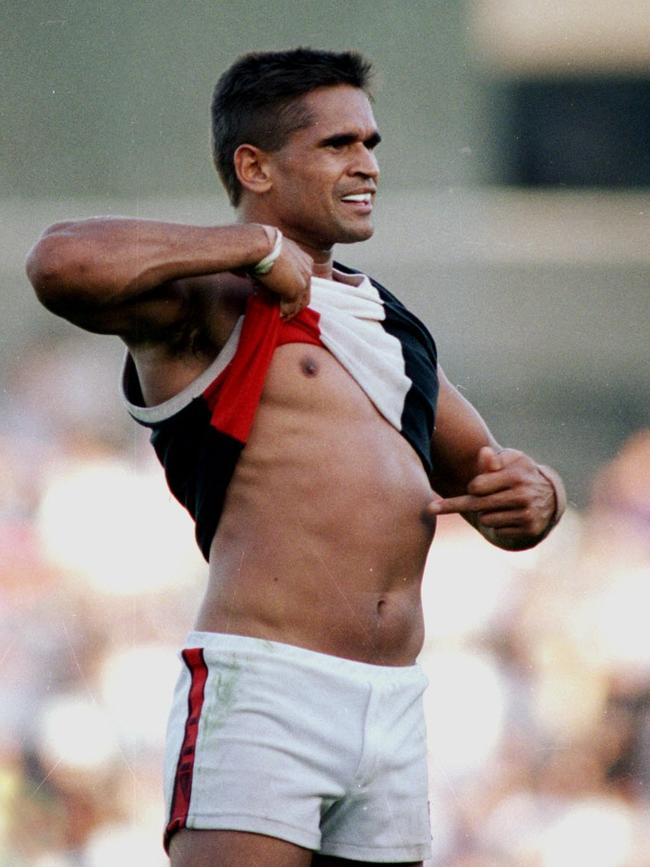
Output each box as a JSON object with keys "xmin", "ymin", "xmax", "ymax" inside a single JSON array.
[{"xmin": 342, "ymin": 194, "xmax": 371, "ymax": 203}]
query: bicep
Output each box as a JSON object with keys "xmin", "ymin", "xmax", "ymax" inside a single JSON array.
[{"xmin": 430, "ymin": 367, "xmax": 500, "ymax": 496}]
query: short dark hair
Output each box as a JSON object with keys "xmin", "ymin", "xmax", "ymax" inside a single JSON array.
[{"xmin": 211, "ymin": 48, "xmax": 373, "ymax": 206}]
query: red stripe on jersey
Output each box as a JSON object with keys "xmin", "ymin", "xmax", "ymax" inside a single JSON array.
[
  {"xmin": 164, "ymin": 648, "xmax": 209, "ymax": 852},
  {"xmin": 204, "ymin": 294, "xmax": 322, "ymax": 444}
]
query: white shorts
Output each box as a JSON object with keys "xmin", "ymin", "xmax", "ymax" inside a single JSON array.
[{"xmin": 163, "ymin": 631, "xmax": 432, "ymax": 863}]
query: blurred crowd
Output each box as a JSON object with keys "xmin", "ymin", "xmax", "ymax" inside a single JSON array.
[{"xmin": 1, "ymin": 334, "xmax": 649, "ymax": 867}]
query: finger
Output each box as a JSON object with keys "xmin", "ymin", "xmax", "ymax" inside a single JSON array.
[
  {"xmin": 480, "ymin": 505, "xmax": 552, "ymax": 538},
  {"xmin": 480, "ymin": 525, "xmax": 529, "ymax": 539},
  {"xmin": 477, "ymin": 445, "xmax": 503, "ymax": 474},
  {"xmin": 427, "ymin": 494, "xmax": 485, "ymax": 515},
  {"xmin": 280, "ymin": 289, "xmax": 309, "ymax": 320},
  {"xmin": 478, "ymin": 509, "xmax": 529, "ymax": 529},
  {"xmin": 467, "ymin": 469, "xmax": 513, "ymax": 496},
  {"xmin": 467, "ymin": 454, "xmax": 528, "ymax": 496},
  {"xmin": 280, "ymin": 299, "xmax": 301, "ymax": 320},
  {"xmin": 428, "ymin": 490, "xmax": 527, "ymax": 515}
]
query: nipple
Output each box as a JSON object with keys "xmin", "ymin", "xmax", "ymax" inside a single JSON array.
[{"xmin": 300, "ymin": 356, "xmax": 319, "ymax": 377}]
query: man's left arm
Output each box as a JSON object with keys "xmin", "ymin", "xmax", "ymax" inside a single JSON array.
[{"xmin": 427, "ymin": 367, "xmax": 566, "ymax": 550}]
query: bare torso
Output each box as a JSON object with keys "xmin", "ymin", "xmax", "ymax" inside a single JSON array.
[{"xmin": 134, "ymin": 280, "xmax": 436, "ymax": 666}]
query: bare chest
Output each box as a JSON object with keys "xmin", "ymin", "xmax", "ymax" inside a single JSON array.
[{"xmin": 260, "ymin": 342, "xmax": 381, "ymax": 419}]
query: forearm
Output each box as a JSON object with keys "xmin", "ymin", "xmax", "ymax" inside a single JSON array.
[
  {"xmin": 26, "ymin": 217, "xmax": 273, "ymax": 310},
  {"xmin": 430, "ymin": 372, "xmax": 567, "ymax": 551}
]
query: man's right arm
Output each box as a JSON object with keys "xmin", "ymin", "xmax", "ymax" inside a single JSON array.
[{"xmin": 26, "ymin": 218, "xmax": 311, "ymax": 340}]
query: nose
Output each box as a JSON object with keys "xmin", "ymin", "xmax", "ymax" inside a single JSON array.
[{"xmin": 350, "ymin": 143, "xmax": 380, "ymax": 181}]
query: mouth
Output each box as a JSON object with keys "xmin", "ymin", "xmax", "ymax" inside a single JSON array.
[
  {"xmin": 341, "ymin": 192, "xmax": 373, "ymax": 205},
  {"xmin": 340, "ymin": 192, "xmax": 374, "ymax": 214}
]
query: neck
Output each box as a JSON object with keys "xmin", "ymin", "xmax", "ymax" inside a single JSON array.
[
  {"xmin": 310, "ymin": 249, "xmax": 335, "ymax": 280},
  {"xmin": 237, "ymin": 205, "xmax": 334, "ymax": 279}
]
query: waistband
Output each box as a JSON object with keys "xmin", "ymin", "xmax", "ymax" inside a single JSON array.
[{"xmin": 183, "ymin": 631, "xmax": 426, "ymax": 687}]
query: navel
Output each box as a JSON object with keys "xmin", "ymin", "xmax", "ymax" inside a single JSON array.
[{"xmin": 300, "ymin": 355, "xmax": 319, "ymax": 377}]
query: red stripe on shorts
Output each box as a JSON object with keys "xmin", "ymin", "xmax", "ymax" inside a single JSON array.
[{"xmin": 164, "ymin": 648, "xmax": 209, "ymax": 852}]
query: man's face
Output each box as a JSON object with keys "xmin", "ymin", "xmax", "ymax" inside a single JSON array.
[{"xmin": 263, "ymin": 85, "xmax": 381, "ymax": 251}]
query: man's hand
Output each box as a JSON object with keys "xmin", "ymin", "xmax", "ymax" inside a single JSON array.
[
  {"xmin": 427, "ymin": 446, "xmax": 560, "ymax": 549},
  {"xmin": 255, "ymin": 234, "xmax": 313, "ymax": 320}
]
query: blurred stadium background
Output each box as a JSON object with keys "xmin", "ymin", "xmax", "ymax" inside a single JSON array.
[{"xmin": 2, "ymin": 2, "xmax": 649, "ymax": 865}]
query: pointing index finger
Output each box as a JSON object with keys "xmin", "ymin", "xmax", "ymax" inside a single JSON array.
[{"xmin": 428, "ymin": 494, "xmax": 485, "ymax": 515}]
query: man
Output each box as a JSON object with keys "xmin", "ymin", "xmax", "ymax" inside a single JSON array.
[{"xmin": 27, "ymin": 49, "xmax": 564, "ymax": 867}]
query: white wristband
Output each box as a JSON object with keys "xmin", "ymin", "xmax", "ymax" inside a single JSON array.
[{"xmin": 250, "ymin": 228, "xmax": 283, "ymax": 276}]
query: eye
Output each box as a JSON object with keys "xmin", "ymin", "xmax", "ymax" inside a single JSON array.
[
  {"xmin": 320, "ymin": 132, "xmax": 381, "ymax": 152},
  {"xmin": 365, "ymin": 133, "xmax": 381, "ymax": 151},
  {"xmin": 321, "ymin": 134, "xmax": 356, "ymax": 151}
]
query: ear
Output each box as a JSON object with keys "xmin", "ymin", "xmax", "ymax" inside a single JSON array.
[{"xmin": 234, "ymin": 144, "xmax": 273, "ymax": 196}]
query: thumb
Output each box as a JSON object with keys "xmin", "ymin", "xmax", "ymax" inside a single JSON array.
[{"xmin": 477, "ymin": 445, "xmax": 503, "ymax": 474}]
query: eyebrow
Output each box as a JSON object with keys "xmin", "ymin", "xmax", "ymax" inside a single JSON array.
[{"xmin": 319, "ymin": 130, "xmax": 382, "ymax": 149}]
